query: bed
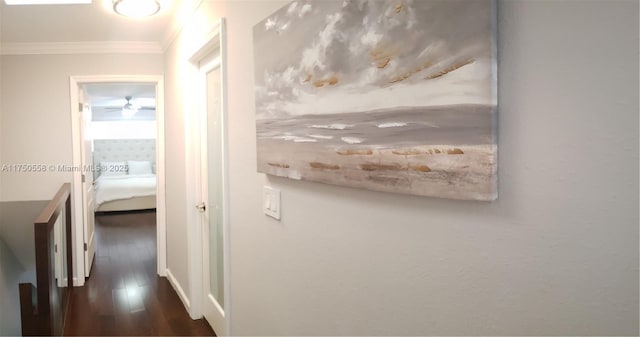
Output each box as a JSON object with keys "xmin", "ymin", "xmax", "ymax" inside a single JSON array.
[
  {"xmin": 94, "ymin": 159, "xmax": 156, "ymax": 212},
  {"xmin": 92, "ymin": 139, "xmax": 157, "ymax": 213},
  {"xmin": 94, "ymin": 174, "xmax": 156, "ymax": 212}
]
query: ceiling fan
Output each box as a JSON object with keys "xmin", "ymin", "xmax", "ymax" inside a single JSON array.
[{"xmin": 105, "ymin": 96, "xmax": 155, "ymax": 118}]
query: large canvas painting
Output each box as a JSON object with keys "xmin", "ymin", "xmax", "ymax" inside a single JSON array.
[{"xmin": 253, "ymin": 0, "xmax": 497, "ymax": 201}]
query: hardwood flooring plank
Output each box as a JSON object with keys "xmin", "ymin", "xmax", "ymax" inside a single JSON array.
[
  {"xmin": 64, "ymin": 210, "xmax": 215, "ymax": 336},
  {"xmin": 112, "ymin": 288, "xmax": 130, "ymax": 314}
]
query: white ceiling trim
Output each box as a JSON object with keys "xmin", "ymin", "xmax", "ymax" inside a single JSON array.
[{"xmin": 0, "ymin": 41, "xmax": 163, "ymax": 55}]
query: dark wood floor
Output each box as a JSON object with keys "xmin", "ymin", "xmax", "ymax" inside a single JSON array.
[{"xmin": 64, "ymin": 210, "xmax": 215, "ymax": 336}]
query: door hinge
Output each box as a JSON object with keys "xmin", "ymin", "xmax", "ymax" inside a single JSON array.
[
  {"xmin": 82, "ymin": 174, "xmax": 86, "ymax": 183},
  {"xmin": 79, "ymin": 103, "xmax": 84, "ymax": 112},
  {"xmin": 54, "ymin": 244, "xmax": 58, "ymax": 253},
  {"xmin": 84, "ymin": 243, "xmax": 88, "ymax": 251}
]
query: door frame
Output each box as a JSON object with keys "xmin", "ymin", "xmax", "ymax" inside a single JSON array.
[
  {"xmin": 69, "ymin": 75, "xmax": 167, "ymax": 286},
  {"xmin": 184, "ymin": 18, "xmax": 231, "ymax": 333}
]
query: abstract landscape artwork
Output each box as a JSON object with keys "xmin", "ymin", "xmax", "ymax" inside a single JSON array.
[{"xmin": 253, "ymin": 0, "xmax": 497, "ymax": 200}]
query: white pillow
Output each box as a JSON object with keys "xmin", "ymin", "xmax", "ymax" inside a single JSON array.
[
  {"xmin": 100, "ymin": 161, "xmax": 127, "ymax": 176},
  {"xmin": 128, "ymin": 160, "xmax": 153, "ymax": 175}
]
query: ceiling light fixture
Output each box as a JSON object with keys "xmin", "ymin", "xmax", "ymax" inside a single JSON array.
[
  {"xmin": 112, "ymin": 0, "xmax": 160, "ymax": 18},
  {"xmin": 121, "ymin": 106, "xmax": 138, "ymax": 118},
  {"xmin": 121, "ymin": 96, "xmax": 139, "ymax": 118}
]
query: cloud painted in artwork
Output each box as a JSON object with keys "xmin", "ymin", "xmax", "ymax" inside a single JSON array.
[{"xmin": 253, "ymin": 0, "xmax": 495, "ymax": 118}]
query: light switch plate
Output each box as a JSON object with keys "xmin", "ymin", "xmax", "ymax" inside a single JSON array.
[{"xmin": 263, "ymin": 186, "xmax": 281, "ymax": 220}]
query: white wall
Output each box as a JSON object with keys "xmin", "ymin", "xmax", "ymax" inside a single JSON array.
[
  {"xmin": 0, "ymin": 238, "xmax": 23, "ymax": 336},
  {"xmin": 91, "ymin": 121, "xmax": 157, "ymax": 140},
  {"xmin": 0, "ymin": 54, "xmax": 3, "ymax": 199},
  {"xmin": 0, "ymin": 200, "xmax": 43, "ymax": 336},
  {"xmin": 170, "ymin": 0, "xmax": 639, "ymax": 335},
  {"xmin": 163, "ymin": 34, "xmax": 191, "ymax": 299},
  {"xmin": 0, "ymin": 53, "xmax": 163, "ymax": 201},
  {"xmin": 0, "ymin": 57, "xmax": 10, "ymax": 337}
]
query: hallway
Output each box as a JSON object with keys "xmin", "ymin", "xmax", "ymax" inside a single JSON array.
[{"xmin": 64, "ymin": 211, "xmax": 215, "ymax": 336}]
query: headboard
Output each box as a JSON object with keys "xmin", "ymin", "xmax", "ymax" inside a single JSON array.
[{"xmin": 93, "ymin": 139, "xmax": 156, "ymax": 177}]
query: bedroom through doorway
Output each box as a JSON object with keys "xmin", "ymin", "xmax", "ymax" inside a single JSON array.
[
  {"xmin": 85, "ymin": 83, "xmax": 158, "ymax": 214},
  {"xmin": 70, "ymin": 77, "xmax": 167, "ymax": 287},
  {"xmin": 83, "ymin": 82, "xmax": 158, "ymax": 278},
  {"xmin": 80, "ymin": 83, "xmax": 157, "ymax": 272}
]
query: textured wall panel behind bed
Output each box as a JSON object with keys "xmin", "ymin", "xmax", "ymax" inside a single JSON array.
[{"xmin": 93, "ymin": 139, "xmax": 156, "ymax": 178}]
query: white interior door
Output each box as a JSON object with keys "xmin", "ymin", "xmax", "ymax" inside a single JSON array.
[
  {"xmin": 197, "ymin": 53, "xmax": 226, "ymax": 335},
  {"xmin": 79, "ymin": 90, "xmax": 96, "ymax": 277}
]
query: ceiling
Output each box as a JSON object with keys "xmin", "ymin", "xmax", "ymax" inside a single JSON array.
[{"xmin": 0, "ymin": 0, "xmax": 199, "ymax": 46}]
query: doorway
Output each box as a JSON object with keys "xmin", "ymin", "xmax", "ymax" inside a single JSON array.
[{"xmin": 69, "ymin": 75, "xmax": 167, "ymax": 286}]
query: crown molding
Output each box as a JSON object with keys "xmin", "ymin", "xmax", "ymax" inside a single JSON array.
[{"xmin": 0, "ymin": 41, "xmax": 163, "ymax": 55}]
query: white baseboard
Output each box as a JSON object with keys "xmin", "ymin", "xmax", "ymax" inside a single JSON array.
[{"xmin": 166, "ymin": 268, "xmax": 191, "ymax": 311}]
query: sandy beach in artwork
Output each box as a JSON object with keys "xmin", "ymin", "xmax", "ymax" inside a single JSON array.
[
  {"xmin": 256, "ymin": 104, "xmax": 497, "ymax": 200},
  {"xmin": 258, "ymin": 141, "xmax": 496, "ymax": 200}
]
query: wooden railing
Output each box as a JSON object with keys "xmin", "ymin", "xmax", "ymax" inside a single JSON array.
[{"xmin": 19, "ymin": 183, "xmax": 73, "ymax": 336}]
